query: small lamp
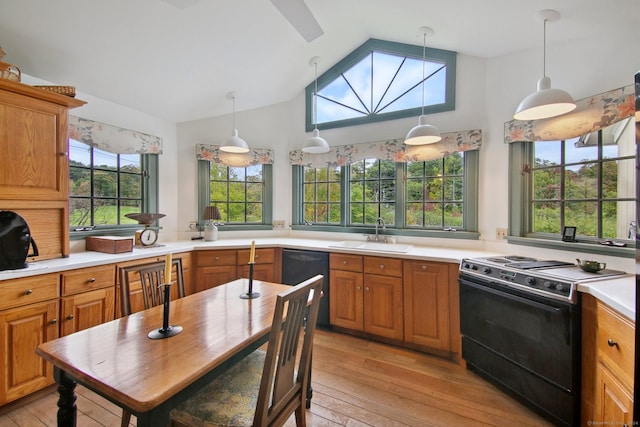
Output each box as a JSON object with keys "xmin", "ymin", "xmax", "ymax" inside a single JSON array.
[{"xmin": 202, "ymin": 206, "xmax": 222, "ymax": 241}]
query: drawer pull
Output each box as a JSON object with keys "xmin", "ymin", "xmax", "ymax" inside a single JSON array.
[
  {"xmin": 255, "ymin": 255, "xmax": 259, "ymax": 259},
  {"xmin": 215, "ymin": 257, "xmax": 220, "ymax": 260},
  {"xmin": 342, "ymin": 260, "xmax": 347, "ymax": 265},
  {"xmin": 49, "ymin": 319, "xmax": 57, "ymax": 325},
  {"xmin": 379, "ymin": 264, "xmax": 385, "ymax": 270},
  {"xmin": 88, "ymin": 277, "xmax": 96, "ymax": 283},
  {"xmin": 25, "ymin": 289, "xmax": 33, "ymax": 295},
  {"xmin": 66, "ymin": 314, "xmax": 74, "ymax": 320},
  {"xmin": 421, "ymin": 265, "xmax": 427, "ymax": 270},
  {"xmin": 607, "ymin": 339, "xmax": 619, "ymax": 348}
]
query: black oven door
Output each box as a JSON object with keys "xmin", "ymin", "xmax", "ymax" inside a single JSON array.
[{"xmin": 459, "ymin": 275, "xmax": 580, "ymax": 426}]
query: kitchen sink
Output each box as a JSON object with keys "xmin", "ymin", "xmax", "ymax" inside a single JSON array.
[{"xmin": 328, "ymin": 241, "xmax": 413, "ymax": 253}]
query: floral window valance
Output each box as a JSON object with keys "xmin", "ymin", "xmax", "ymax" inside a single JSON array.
[
  {"xmin": 289, "ymin": 129, "xmax": 482, "ymax": 168},
  {"xmin": 504, "ymin": 84, "xmax": 634, "ymax": 143},
  {"xmin": 196, "ymin": 144, "xmax": 274, "ymax": 167},
  {"xmin": 69, "ymin": 116, "xmax": 163, "ymax": 154}
]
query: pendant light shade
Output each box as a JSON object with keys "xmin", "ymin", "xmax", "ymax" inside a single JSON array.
[
  {"xmin": 513, "ymin": 10, "xmax": 576, "ymax": 121},
  {"xmin": 220, "ymin": 92, "xmax": 250, "ymax": 153},
  {"xmin": 303, "ymin": 56, "xmax": 330, "ymax": 154},
  {"xmin": 405, "ymin": 27, "xmax": 441, "ymax": 146}
]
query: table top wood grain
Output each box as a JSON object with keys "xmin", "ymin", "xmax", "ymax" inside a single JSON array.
[{"xmin": 36, "ymin": 279, "xmax": 290, "ymax": 415}]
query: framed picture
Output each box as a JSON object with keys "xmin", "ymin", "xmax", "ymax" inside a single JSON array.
[{"xmin": 562, "ymin": 226, "xmax": 577, "ymax": 242}]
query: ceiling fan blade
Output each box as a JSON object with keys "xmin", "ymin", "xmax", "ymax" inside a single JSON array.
[{"xmin": 270, "ymin": 0, "xmax": 324, "ymax": 43}]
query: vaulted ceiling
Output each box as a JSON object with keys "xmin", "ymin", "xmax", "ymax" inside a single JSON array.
[{"xmin": 1, "ymin": 0, "xmax": 637, "ymax": 122}]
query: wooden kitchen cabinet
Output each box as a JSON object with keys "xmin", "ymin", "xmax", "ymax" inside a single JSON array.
[
  {"xmin": 403, "ymin": 260, "xmax": 450, "ymax": 350},
  {"xmin": 330, "ymin": 254, "xmax": 403, "ymax": 340},
  {"xmin": 0, "ymin": 273, "xmax": 60, "ymax": 405},
  {"xmin": 194, "ymin": 250, "xmax": 238, "ymax": 292},
  {"xmin": 60, "ymin": 265, "xmax": 115, "ymax": 336},
  {"xmin": 582, "ymin": 294, "xmax": 635, "ymax": 425},
  {"xmin": 237, "ymin": 248, "xmax": 277, "ymax": 283},
  {"xmin": 0, "ymin": 80, "xmax": 85, "ymax": 261}
]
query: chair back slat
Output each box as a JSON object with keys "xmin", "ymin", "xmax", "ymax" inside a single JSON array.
[{"xmin": 254, "ymin": 274, "xmax": 323, "ymax": 427}]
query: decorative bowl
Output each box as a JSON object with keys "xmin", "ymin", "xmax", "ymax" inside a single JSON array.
[{"xmin": 576, "ymin": 259, "xmax": 606, "ymax": 273}]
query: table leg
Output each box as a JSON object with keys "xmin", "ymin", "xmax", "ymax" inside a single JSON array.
[{"xmin": 54, "ymin": 368, "xmax": 77, "ymax": 427}]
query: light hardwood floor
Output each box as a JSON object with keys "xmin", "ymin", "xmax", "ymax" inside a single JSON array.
[{"xmin": 0, "ymin": 330, "xmax": 553, "ymax": 426}]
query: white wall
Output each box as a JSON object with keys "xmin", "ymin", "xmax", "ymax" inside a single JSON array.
[{"xmin": 176, "ymin": 30, "xmax": 637, "ymax": 271}]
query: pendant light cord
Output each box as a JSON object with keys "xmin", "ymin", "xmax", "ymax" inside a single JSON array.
[
  {"xmin": 232, "ymin": 95, "xmax": 236, "ymax": 130},
  {"xmin": 313, "ymin": 60, "xmax": 319, "ymax": 131},
  {"xmin": 542, "ymin": 18, "xmax": 547, "ymax": 78},
  {"xmin": 420, "ymin": 31, "xmax": 426, "ymax": 116}
]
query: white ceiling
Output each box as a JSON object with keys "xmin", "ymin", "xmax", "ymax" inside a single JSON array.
[{"xmin": 1, "ymin": 0, "xmax": 638, "ymax": 123}]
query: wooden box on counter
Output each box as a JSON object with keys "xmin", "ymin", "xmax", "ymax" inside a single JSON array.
[{"xmin": 86, "ymin": 236, "xmax": 134, "ymax": 254}]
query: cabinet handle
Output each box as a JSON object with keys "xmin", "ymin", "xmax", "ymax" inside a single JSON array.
[
  {"xmin": 421, "ymin": 265, "xmax": 427, "ymax": 270},
  {"xmin": 66, "ymin": 314, "xmax": 74, "ymax": 320},
  {"xmin": 24, "ymin": 289, "xmax": 33, "ymax": 295},
  {"xmin": 255, "ymin": 255, "xmax": 259, "ymax": 260},
  {"xmin": 49, "ymin": 319, "xmax": 57, "ymax": 325},
  {"xmin": 607, "ymin": 339, "xmax": 619, "ymax": 348},
  {"xmin": 379, "ymin": 264, "xmax": 385, "ymax": 270},
  {"xmin": 88, "ymin": 277, "xmax": 96, "ymax": 283},
  {"xmin": 356, "ymin": 286, "xmax": 361, "ymax": 290},
  {"xmin": 215, "ymin": 256, "xmax": 220, "ymax": 260},
  {"xmin": 365, "ymin": 287, "xmax": 370, "ymax": 291},
  {"xmin": 342, "ymin": 260, "xmax": 347, "ymax": 265}
]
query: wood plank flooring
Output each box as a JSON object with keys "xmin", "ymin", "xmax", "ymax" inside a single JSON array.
[{"xmin": 0, "ymin": 329, "xmax": 553, "ymax": 426}]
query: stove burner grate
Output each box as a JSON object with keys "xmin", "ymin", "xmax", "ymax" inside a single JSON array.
[{"xmin": 485, "ymin": 256, "xmax": 537, "ymax": 264}]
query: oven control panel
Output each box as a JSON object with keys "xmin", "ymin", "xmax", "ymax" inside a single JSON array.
[{"xmin": 460, "ymin": 259, "xmax": 575, "ymax": 303}]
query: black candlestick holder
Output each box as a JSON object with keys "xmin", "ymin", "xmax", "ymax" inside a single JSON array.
[
  {"xmin": 148, "ymin": 282, "xmax": 183, "ymax": 339},
  {"xmin": 240, "ymin": 262, "xmax": 261, "ymax": 299}
]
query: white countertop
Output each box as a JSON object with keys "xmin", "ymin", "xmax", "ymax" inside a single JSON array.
[{"xmin": 1, "ymin": 237, "xmax": 634, "ymax": 320}]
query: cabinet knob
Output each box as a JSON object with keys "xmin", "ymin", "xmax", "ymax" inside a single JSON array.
[
  {"xmin": 215, "ymin": 256, "xmax": 220, "ymax": 260},
  {"xmin": 342, "ymin": 260, "xmax": 347, "ymax": 265},
  {"xmin": 66, "ymin": 314, "xmax": 74, "ymax": 320},
  {"xmin": 49, "ymin": 319, "xmax": 58, "ymax": 325},
  {"xmin": 421, "ymin": 265, "xmax": 427, "ymax": 270},
  {"xmin": 365, "ymin": 287, "xmax": 370, "ymax": 291},
  {"xmin": 356, "ymin": 286, "xmax": 361, "ymax": 290},
  {"xmin": 24, "ymin": 289, "xmax": 33, "ymax": 295},
  {"xmin": 379, "ymin": 264, "xmax": 385, "ymax": 270},
  {"xmin": 607, "ymin": 339, "xmax": 619, "ymax": 348},
  {"xmin": 255, "ymin": 255, "xmax": 259, "ymax": 260},
  {"xmin": 88, "ymin": 277, "xmax": 96, "ymax": 283}
]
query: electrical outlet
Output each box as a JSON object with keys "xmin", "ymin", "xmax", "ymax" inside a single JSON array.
[
  {"xmin": 188, "ymin": 221, "xmax": 198, "ymax": 231},
  {"xmin": 273, "ymin": 220, "xmax": 285, "ymax": 229},
  {"xmin": 496, "ymin": 228, "xmax": 508, "ymax": 240}
]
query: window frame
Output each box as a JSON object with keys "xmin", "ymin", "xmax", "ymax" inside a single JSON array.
[
  {"xmin": 69, "ymin": 145, "xmax": 159, "ymax": 240},
  {"xmin": 197, "ymin": 160, "xmax": 273, "ymax": 231},
  {"xmin": 508, "ymin": 139, "xmax": 635, "ymax": 258},
  {"xmin": 305, "ymin": 38, "xmax": 457, "ymax": 132},
  {"xmin": 291, "ymin": 151, "xmax": 478, "ymax": 239}
]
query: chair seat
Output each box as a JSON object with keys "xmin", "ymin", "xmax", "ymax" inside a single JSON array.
[{"xmin": 171, "ymin": 350, "xmax": 266, "ymax": 427}]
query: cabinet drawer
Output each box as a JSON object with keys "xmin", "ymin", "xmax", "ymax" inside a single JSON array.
[
  {"xmin": 597, "ymin": 302, "xmax": 635, "ymax": 388},
  {"xmin": 195, "ymin": 250, "xmax": 237, "ymax": 266},
  {"xmin": 0, "ymin": 274, "xmax": 60, "ymax": 310},
  {"xmin": 364, "ymin": 256, "xmax": 403, "ymax": 277},
  {"xmin": 62, "ymin": 265, "xmax": 115, "ymax": 296},
  {"xmin": 237, "ymin": 248, "xmax": 275, "ymax": 264},
  {"xmin": 330, "ymin": 253, "xmax": 363, "ymax": 272}
]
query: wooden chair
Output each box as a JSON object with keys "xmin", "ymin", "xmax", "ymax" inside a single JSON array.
[
  {"xmin": 118, "ymin": 258, "xmax": 186, "ymax": 427},
  {"xmin": 170, "ymin": 274, "xmax": 324, "ymax": 427},
  {"xmin": 119, "ymin": 258, "xmax": 186, "ymax": 316}
]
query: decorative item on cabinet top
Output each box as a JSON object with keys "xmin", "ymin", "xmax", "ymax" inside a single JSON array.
[{"xmin": 0, "ymin": 46, "xmax": 21, "ymax": 82}]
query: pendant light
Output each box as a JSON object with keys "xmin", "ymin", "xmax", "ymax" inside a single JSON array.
[
  {"xmin": 303, "ymin": 56, "xmax": 330, "ymax": 153},
  {"xmin": 513, "ymin": 9, "xmax": 576, "ymax": 121},
  {"xmin": 405, "ymin": 26, "xmax": 442, "ymax": 146},
  {"xmin": 220, "ymin": 91, "xmax": 250, "ymax": 153}
]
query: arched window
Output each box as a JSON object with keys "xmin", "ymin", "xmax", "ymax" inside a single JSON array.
[{"xmin": 305, "ymin": 38, "xmax": 456, "ymax": 131}]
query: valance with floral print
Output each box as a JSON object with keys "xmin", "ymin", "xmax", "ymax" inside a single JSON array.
[
  {"xmin": 504, "ymin": 84, "xmax": 634, "ymax": 143},
  {"xmin": 69, "ymin": 116, "xmax": 163, "ymax": 154},
  {"xmin": 289, "ymin": 129, "xmax": 482, "ymax": 168},
  {"xmin": 196, "ymin": 144, "xmax": 274, "ymax": 167}
]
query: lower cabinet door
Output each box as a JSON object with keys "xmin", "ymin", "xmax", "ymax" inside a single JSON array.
[
  {"xmin": 0, "ymin": 300, "xmax": 59, "ymax": 405},
  {"xmin": 329, "ymin": 269, "xmax": 363, "ymax": 330},
  {"xmin": 61, "ymin": 288, "xmax": 115, "ymax": 336},
  {"xmin": 595, "ymin": 362, "xmax": 633, "ymax": 425},
  {"xmin": 364, "ymin": 274, "xmax": 403, "ymax": 340}
]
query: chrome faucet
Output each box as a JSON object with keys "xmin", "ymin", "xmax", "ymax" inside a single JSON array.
[{"xmin": 374, "ymin": 217, "xmax": 386, "ymax": 242}]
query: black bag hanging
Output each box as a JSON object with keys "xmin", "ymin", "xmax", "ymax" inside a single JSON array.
[{"xmin": 0, "ymin": 211, "xmax": 39, "ymax": 270}]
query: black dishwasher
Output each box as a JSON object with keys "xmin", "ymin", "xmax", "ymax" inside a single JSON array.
[{"xmin": 281, "ymin": 249, "xmax": 330, "ymax": 328}]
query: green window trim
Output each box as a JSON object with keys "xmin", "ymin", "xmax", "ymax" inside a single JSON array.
[
  {"xmin": 508, "ymin": 141, "xmax": 635, "ymax": 258},
  {"xmin": 198, "ymin": 160, "xmax": 273, "ymax": 231},
  {"xmin": 70, "ymin": 153, "xmax": 159, "ymax": 240},
  {"xmin": 305, "ymin": 38, "xmax": 456, "ymax": 132},
  {"xmin": 291, "ymin": 150, "xmax": 478, "ymax": 239}
]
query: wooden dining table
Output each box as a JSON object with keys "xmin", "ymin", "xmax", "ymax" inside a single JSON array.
[{"xmin": 36, "ymin": 278, "xmax": 291, "ymax": 427}]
